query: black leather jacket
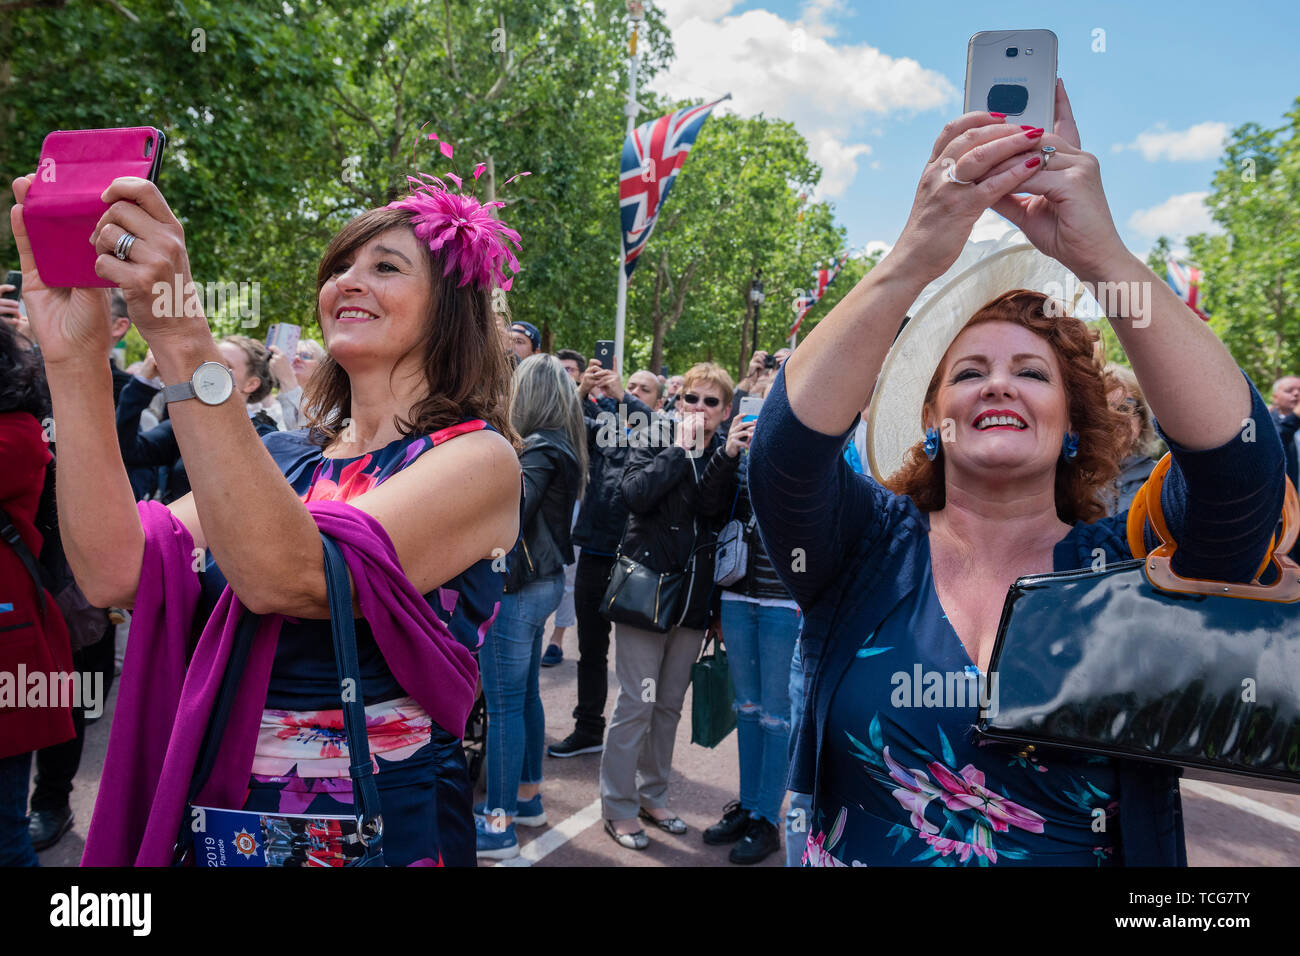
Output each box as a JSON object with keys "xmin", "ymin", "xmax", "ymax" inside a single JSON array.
[
  {"xmin": 507, "ymin": 428, "xmax": 583, "ymax": 591},
  {"xmin": 571, "ymin": 391, "xmax": 657, "ymax": 556},
  {"xmin": 618, "ymin": 425, "xmax": 740, "ymax": 628}
]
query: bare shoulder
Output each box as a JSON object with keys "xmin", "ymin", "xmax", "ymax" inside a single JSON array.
[
  {"xmin": 413, "ymin": 428, "xmax": 520, "ymax": 488},
  {"xmin": 356, "ymin": 427, "xmax": 520, "ymax": 523}
]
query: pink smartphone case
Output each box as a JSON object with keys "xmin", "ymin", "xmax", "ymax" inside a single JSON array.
[{"xmin": 23, "ymin": 127, "xmax": 163, "ymax": 288}]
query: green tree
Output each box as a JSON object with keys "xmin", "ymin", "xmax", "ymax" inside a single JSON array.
[
  {"xmin": 1185, "ymin": 100, "xmax": 1300, "ymax": 387},
  {"xmin": 0, "ymin": 0, "xmax": 340, "ymax": 322}
]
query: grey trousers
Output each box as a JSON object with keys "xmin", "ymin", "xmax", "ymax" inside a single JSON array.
[{"xmin": 599, "ymin": 621, "xmax": 705, "ymax": 821}]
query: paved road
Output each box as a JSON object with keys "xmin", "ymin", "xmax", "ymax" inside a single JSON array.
[{"xmin": 34, "ymin": 624, "xmax": 1300, "ymax": 868}]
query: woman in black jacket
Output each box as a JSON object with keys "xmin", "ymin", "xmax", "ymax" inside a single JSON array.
[
  {"xmin": 599, "ymin": 362, "xmax": 755, "ymax": 849},
  {"xmin": 477, "ymin": 353, "xmax": 587, "ymax": 860}
]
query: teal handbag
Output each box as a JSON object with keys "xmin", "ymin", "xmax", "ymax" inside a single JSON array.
[{"xmin": 690, "ymin": 631, "xmax": 737, "ymax": 748}]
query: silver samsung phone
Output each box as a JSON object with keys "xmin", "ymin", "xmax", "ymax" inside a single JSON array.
[{"xmin": 964, "ymin": 30, "xmax": 1057, "ymax": 131}]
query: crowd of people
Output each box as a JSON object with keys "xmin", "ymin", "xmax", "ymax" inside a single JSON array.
[{"xmin": 1, "ymin": 80, "xmax": 1292, "ymax": 868}]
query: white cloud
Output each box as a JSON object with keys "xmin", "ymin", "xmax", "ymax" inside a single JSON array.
[
  {"xmin": 1112, "ymin": 122, "xmax": 1229, "ymax": 162},
  {"xmin": 862, "ymin": 239, "xmax": 892, "ymax": 260},
  {"xmin": 808, "ymin": 132, "xmax": 871, "ymax": 197},
  {"xmin": 1127, "ymin": 192, "xmax": 1223, "ymax": 241},
  {"xmin": 655, "ymin": 0, "xmax": 740, "ymax": 30},
  {"xmin": 647, "ymin": 4, "xmax": 956, "ymax": 199}
]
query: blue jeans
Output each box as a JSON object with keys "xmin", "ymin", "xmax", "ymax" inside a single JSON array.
[
  {"xmin": 0, "ymin": 751, "xmax": 38, "ymax": 867},
  {"xmin": 785, "ymin": 635, "xmax": 811, "ymax": 866},
  {"xmin": 719, "ymin": 598, "xmax": 800, "ymax": 825},
  {"xmin": 480, "ymin": 571, "xmax": 565, "ymax": 817}
]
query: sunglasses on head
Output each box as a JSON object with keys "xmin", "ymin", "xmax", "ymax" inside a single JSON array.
[{"xmin": 682, "ymin": 392, "xmax": 721, "ymax": 408}]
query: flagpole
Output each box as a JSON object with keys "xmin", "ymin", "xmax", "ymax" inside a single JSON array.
[{"xmin": 615, "ymin": 5, "xmax": 644, "ymax": 376}]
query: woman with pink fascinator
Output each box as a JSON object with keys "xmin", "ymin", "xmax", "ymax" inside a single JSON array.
[{"xmin": 10, "ymin": 152, "xmax": 526, "ymax": 866}]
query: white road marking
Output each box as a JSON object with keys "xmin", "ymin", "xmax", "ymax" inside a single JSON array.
[
  {"xmin": 1181, "ymin": 779, "xmax": 1300, "ymax": 834},
  {"xmin": 495, "ymin": 798, "xmax": 604, "ymax": 867}
]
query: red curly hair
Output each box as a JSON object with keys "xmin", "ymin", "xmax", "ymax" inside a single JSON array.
[{"xmin": 882, "ymin": 290, "xmax": 1130, "ymax": 524}]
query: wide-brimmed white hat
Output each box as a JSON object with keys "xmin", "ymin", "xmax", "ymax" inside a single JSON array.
[{"xmin": 867, "ymin": 222, "xmax": 1103, "ymax": 481}]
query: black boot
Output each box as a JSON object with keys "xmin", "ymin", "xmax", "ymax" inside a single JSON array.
[
  {"xmin": 729, "ymin": 817, "xmax": 780, "ymax": 864},
  {"xmin": 703, "ymin": 800, "xmax": 751, "ymax": 845},
  {"xmin": 29, "ymin": 806, "xmax": 74, "ymax": 851}
]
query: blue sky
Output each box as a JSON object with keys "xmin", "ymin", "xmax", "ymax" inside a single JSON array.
[{"xmin": 650, "ymin": 0, "xmax": 1300, "ymax": 258}]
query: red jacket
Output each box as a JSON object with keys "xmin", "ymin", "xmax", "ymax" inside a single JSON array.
[{"xmin": 0, "ymin": 411, "xmax": 74, "ymax": 759}]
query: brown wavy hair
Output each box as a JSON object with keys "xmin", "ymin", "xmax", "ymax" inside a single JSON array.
[
  {"xmin": 882, "ymin": 290, "xmax": 1129, "ymax": 524},
  {"xmin": 303, "ymin": 207, "xmax": 519, "ymax": 451}
]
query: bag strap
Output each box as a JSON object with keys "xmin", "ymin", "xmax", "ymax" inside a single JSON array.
[
  {"xmin": 320, "ymin": 533, "xmax": 383, "ymax": 850},
  {"xmin": 0, "ymin": 505, "xmax": 49, "ymax": 624},
  {"xmin": 184, "ymin": 611, "xmax": 260, "ymax": 805}
]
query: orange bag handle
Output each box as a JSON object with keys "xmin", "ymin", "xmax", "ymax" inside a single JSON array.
[{"xmin": 1125, "ymin": 452, "xmax": 1300, "ymax": 602}]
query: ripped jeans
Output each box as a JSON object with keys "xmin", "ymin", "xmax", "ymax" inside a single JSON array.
[{"xmin": 718, "ymin": 597, "xmax": 801, "ymax": 825}]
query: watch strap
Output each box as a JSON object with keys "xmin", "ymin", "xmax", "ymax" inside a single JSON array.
[{"xmin": 162, "ymin": 380, "xmax": 196, "ymax": 403}]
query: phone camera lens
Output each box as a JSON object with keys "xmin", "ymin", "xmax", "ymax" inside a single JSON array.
[{"xmin": 1005, "ymin": 47, "xmax": 1018, "ymax": 57}]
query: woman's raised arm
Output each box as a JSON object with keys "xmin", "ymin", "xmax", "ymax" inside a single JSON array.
[
  {"xmin": 783, "ymin": 113, "xmax": 1048, "ymax": 438},
  {"xmin": 993, "ymin": 82, "xmax": 1252, "ymax": 451},
  {"xmin": 9, "ymin": 175, "xmax": 153, "ymax": 608}
]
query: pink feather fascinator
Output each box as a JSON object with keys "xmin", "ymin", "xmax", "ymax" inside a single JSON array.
[{"xmin": 386, "ymin": 145, "xmax": 530, "ymax": 292}]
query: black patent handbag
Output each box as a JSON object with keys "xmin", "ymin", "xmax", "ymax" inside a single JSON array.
[
  {"xmin": 600, "ymin": 551, "xmax": 690, "ymax": 634},
  {"xmin": 977, "ymin": 454, "xmax": 1300, "ymax": 793}
]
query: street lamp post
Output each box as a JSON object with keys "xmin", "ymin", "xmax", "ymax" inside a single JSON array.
[{"xmin": 749, "ymin": 270, "xmax": 765, "ymax": 356}]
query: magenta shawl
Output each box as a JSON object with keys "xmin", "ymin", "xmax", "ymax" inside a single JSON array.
[{"xmin": 82, "ymin": 499, "xmax": 478, "ymax": 866}]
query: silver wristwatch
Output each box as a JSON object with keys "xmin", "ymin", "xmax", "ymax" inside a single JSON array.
[{"xmin": 161, "ymin": 361, "xmax": 235, "ymax": 406}]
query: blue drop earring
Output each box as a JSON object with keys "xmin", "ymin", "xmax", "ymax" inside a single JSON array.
[
  {"xmin": 1062, "ymin": 431, "xmax": 1079, "ymax": 462},
  {"xmin": 923, "ymin": 426, "xmax": 941, "ymax": 461}
]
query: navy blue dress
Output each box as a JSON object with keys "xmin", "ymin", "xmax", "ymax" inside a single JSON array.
[
  {"xmin": 749, "ymin": 367, "xmax": 1286, "ymax": 867},
  {"xmin": 195, "ymin": 420, "xmax": 507, "ymax": 866}
]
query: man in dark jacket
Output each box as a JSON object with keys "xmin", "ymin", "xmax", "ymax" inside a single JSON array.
[{"xmin": 547, "ymin": 360, "xmax": 659, "ymax": 757}]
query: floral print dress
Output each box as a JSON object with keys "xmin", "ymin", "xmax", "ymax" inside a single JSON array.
[{"xmin": 810, "ymin": 558, "xmax": 1120, "ymax": 867}]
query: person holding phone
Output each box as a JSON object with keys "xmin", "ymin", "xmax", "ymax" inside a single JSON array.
[
  {"xmin": 599, "ymin": 362, "xmax": 748, "ymax": 849},
  {"xmin": 545, "ymin": 357, "xmax": 660, "ymax": 759},
  {"xmin": 9, "ymin": 168, "xmax": 524, "ymax": 866},
  {"xmin": 268, "ymin": 337, "xmax": 327, "ymax": 430},
  {"xmin": 1, "ymin": 271, "xmax": 33, "ymax": 347},
  {"xmin": 700, "ymin": 379, "xmax": 791, "ymax": 865},
  {"xmin": 749, "ymin": 82, "xmax": 1284, "ymax": 866}
]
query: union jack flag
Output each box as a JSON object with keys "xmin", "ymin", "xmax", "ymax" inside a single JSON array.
[
  {"xmin": 619, "ymin": 97, "xmax": 729, "ymax": 278},
  {"xmin": 790, "ymin": 254, "xmax": 849, "ymax": 336},
  {"xmin": 1165, "ymin": 255, "xmax": 1210, "ymax": 321}
]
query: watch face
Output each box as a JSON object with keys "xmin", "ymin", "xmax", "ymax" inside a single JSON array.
[{"xmin": 193, "ymin": 362, "xmax": 234, "ymax": 405}]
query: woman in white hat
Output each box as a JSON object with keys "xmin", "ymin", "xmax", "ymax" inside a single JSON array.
[{"xmin": 749, "ymin": 82, "xmax": 1285, "ymax": 866}]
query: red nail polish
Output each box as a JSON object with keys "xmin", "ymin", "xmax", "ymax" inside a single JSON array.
[
  {"xmin": 990, "ymin": 112, "xmax": 1007, "ymax": 119},
  {"xmin": 1025, "ymin": 128, "xmax": 1044, "ymax": 139},
  {"xmin": 1025, "ymin": 157, "xmax": 1042, "ymax": 169}
]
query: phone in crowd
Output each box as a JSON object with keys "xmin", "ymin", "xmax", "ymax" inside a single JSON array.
[
  {"xmin": 763, "ymin": 353, "xmax": 778, "ymax": 370},
  {"xmin": 964, "ymin": 30, "xmax": 1057, "ymax": 132},
  {"xmin": 266, "ymin": 322, "xmax": 301, "ymax": 357},
  {"xmin": 594, "ymin": 340, "xmax": 615, "ymax": 371},
  {"xmin": 738, "ymin": 395, "xmax": 764, "ymax": 424},
  {"xmin": 2, "ymin": 270, "xmax": 20, "ymax": 300},
  {"xmin": 22, "ymin": 126, "xmax": 167, "ymax": 289}
]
